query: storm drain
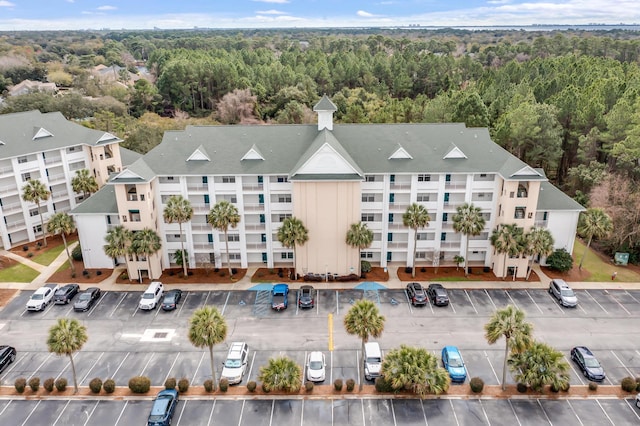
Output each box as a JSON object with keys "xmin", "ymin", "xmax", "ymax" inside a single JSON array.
[
  {"xmin": 154, "ymin": 332, "xmax": 168, "ymax": 339},
  {"xmin": 140, "ymin": 329, "xmax": 175, "ymax": 342}
]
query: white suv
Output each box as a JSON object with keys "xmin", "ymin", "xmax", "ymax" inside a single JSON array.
[
  {"xmin": 221, "ymin": 342, "xmax": 249, "ymax": 385},
  {"xmin": 138, "ymin": 281, "xmax": 164, "ymax": 310},
  {"xmin": 26, "ymin": 284, "xmax": 58, "ymax": 311}
]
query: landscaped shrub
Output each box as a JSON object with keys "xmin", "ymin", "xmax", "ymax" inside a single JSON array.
[
  {"xmin": 621, "ymin": 376, "xmax": 636, "ymax": 392},
  {"xmin": 588, "ymin": 381, "xmax": 598, "ymax": 391},
  {"xmin": 14, "ymin": 378, "xmax": 26, "ymax": 393},
  {"xmin": 71, "ymin": 244, "xmax": 83, "ymax": 261},
  {"xmin": 55, "ymin": 377, "xmax": 67, "ymax": 392},
  {"xmin": 28, "ymin": 377, "xmax": 40, "ymax": 392},
  {"xmin": 261, "ymin": 382, "xmax": 270, "ymax": 393},
  {"xmin": 469, "ymin": 377, "xmax": 484, "ymax": 393},
  {"xmin": 305, "ymin": 381, "xmax": 314, "ymax": 392},
  {"xmin": 103, "ymin": 379, "xmax": 116, "ymax": 394},
  {"xmin": 547, "ymin": 248, "xmax": 573, "ymax": 272},
  {"xmin": 43, "ymin": 378, "xmax": 55, "ymax": 392},
  {"xmin": 247, "ymin": 381, "xmax": 257, "ymax": 392},
  {"xmin": 550, "ymin": 383, "xmax": 560, "ymax": 393},
  {"xmin": 22, "ymin": 245, "xmax": 28, "ymax": 251},
  {"xmin": 82, "ymin": 269, "xmax": 89, "ymax": 276},
  {"xmin": 231, "ymin": 268, "xmax": 237, "ymax": 275},
  {"xmin": 561, "ymin": 381, "xmax": 570, "ymax": 392},
  {"xmin": 404, "ymin": 267, "xmax": 412, "ymax": 274},
  {"xmin": 96, "ymin": 270, "xmax": 102, "ymax": 276},
  {"xmin": 89, "ymin": 378, "xmax": 102, "ymax": 393},
  {"xmin": 516, "ymin": 382, "xmax": 528, "ymax": 393},
  {"xmin": 333, "ymin": 379, "xmax": 343, "ymax": 391},
  {"xmin": 203, "ymin": 379, "xmax": 214, "ymax": 392},
  {"xmin": 164, "ymin": 377, "xmax": 176, "ymax": 390},
  {"xmin": 128, "ymin": 376, "xmax": 151, "ymax": 393},
  {"xmin": 27, "ymin": 252, "xmax": 33, "ymax": 258},
  {"xmin": 219, "ymin": 378, "xmax": 229, "ymax": 392},
  {"xmin": 374, "ymin": 376, "xmax": 394, "ymax": 393},
  {"xmin": 178, "ymin": 378, "xmax": 190, "ymax": 393},
  {"xmin": 360, "ymin": 260, "xmax": 372, "ymax": 273},
  {"xmin": 346, "ymin": 378, "xmax": 355, "ymax": 392}
]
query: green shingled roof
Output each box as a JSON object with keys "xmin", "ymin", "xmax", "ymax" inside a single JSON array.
[
  {"xmin": 313, "ymin": 95, "xmax": 337, "ymax": 112},
  {"xmin": 71, "ymin": 184, "xmax": 118, "ymax": 215},
  {"xmin": 537, "ymin": 181, "xmax": 585, "ymax": 212}
]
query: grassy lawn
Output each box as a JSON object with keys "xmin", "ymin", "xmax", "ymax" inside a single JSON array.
[
  {"xmin": 31, "ymin": 243, "xmax": 67, "ymax": 266},
  {"xmin": 573, "ymin": 239, "xmax": 640, "ymax": 282},
  {"xmin": 0, "ymin": 263, "xmax": 40, "ymax": 282}
]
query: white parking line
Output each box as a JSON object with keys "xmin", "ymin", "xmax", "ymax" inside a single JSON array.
[
  {"xmin": 108, "ymin": 293, "xmax": 127, "ymax": 318},
  {"xmin": 0, "ymin": 401, "xmax": 11, "ymax": 417},
  {"xmin": 584, "ymin": 290, "xmax": 608, "ymax": 314},
  {"xmin": 176, "ymin": 292, "xmax": 189, "ymax": 316},
  {"xmin": 624, "ymin": 290, "xmax": 640, "ymax": 305},
  {"xmin": 268, "ymin": 400, "xmax": 275, "ymax": 426},
  {"xmin": 201, "ymin": 291, "xmax": 211, "ymax": 307},
  {"xmin": 604, "ymin": 290, "xmax": 631, "ymax": 315},
  {"xmin": 221, "ymin": 291, "xmax": 231, "ymax": 316},
  {"xmin": 302, "ymin": 351, "xmax": 307, "ymax": 385},
  {"xmin": 623, "ymin": 399, "xmax": 640, "ymax": 421},
  {"xmin": 190, "ymin": 351, "xmax": 206, "ymax": 384},
  {"xmin": 80, "ymin": 352, "xmax": 105, "ymax": 384},
  {"xmin": 448, "ymin": 298, "xmax": 457, "ymax": 314},
  {"xmin": 87, "ymin": 292, "xmax": 108, "ymax": 317},
  {"xmin": 566, "ymin": 356, "xmax": 585, "ymax": 385},
  {"xmin": 610, "ymin": 350, "xmax": 635, "ymax": 377},
  {"xmin": 360, "ymin": 399, "xmax": 366, "ymax": 426},
  {"xmin": 506, "ymin": 291, "xmax": 520, "ymax": 310},
  {"xmin": 82, "ymin": 401, "xmax": 100, "ymax": 426},
  {"xmin": 316, "ymin": 290, "xmax": 320, "ymax": 316},
  {"xmin": 390, "ymin": 397, "xmax": 398, "ymax": 426},
  {"xmin": 356, "ymin": 350, "xmax": 361, "ymax": 388},
  {"xmin": 566, "ymin": 400, "xmax": 584, "ymax": 426},
  {"xmin": 485, "ymin": 351, "xmax": 500, "ymax": 384},
  {"xmin": 114, "ymin": 401, "xmax": 128, "ymax": 426},
  {"xmin": 175, "ymin": 399, "xmax": 187, "ymax": 426},
  {"xmin": 404, "ymin": 290, "xmax": 414, "ymax": 315},
  {"xmin": 139, "ymin": 352, "xmax": 155, "ymax": 376},
  {"xmin": 246, "ymin": 351, "xmax": 257, "ymax": 383},
  {"xmin": 507, "ymin": 400, "xmax": 523, "ymax": 426},
  {"xmin": 484, "ymin": 289, "xmax": 498, "ymax": 311},
  {"xmin": 594, "ymin": 399, "xmax": 616, "ymax": 425},
  {"xmin": 206, "ymin": 400, "xmax": 217, "ymax": 426},
  {"xmin": 238, "ymin": 400, "xmax": 246, "ymax": 426},
  {"xmin": 51, "ymin": 400, "xmax": 71, "ymax": 426},
  {"xmin": 449, "ymin": 399, "xmax": 461, "ymax": 426},
  {"xmin": 465, "ymin": 290, "xmax": 478, "ymax": 314},
  {"xmin": 20, "ymin": 400, "xmax": 41, "ymax": 426},
  {"xmin": 111, "ymin": 352, "xmax": 130, "ymax": 380},
  {"xmin": 525, "ymin": 290, "xmax": 544, "ymax": 314},
  {"xmin": 302, "ymin": 400, "xmax": 306, "ymax": 426},
  {"xmin": 163, "ymin": 352, "xmax": 181, "ymax": 383},
  {"xmin": 536, "ymin": 399, "xmax": 552, "ymax": 425},
  {"xmin": 419, "ymin": 400, "xmax": 429, "ymax": 426},
  {"xmin": 28, "ymin": 353, "xmax": 53, "ymax": 380},
  {"xmin": 478, "ymin": 400, "xmax": 491, "ymax": 426}
]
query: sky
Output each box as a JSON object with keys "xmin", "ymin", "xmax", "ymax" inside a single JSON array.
[{"xmin": 0, "ymin": 1, "xmax": 638, "ymax": 31}]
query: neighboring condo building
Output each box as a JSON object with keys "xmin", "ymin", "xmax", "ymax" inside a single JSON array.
[
  {"xmin": 0, "ymin": 110, "xmax": 124, "ymax": 249},
  {"xmin": 73, "ymin": 96, "xmax": 584, "ymax": 280}
]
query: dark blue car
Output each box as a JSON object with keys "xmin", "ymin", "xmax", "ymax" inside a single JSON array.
[
  {"xmin": 148, "ymin": 389, "xmax": 178, "ymax": 426},
  {"xmin": 271, "ymin": 283, "xmax": 289, "ymax": 311}
]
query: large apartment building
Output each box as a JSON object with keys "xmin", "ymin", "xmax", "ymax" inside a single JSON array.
[
  {"xmin": 0, "ymin": 110, "xmax": 125, "ymax": 249},
  {"xmin": 73, "ymin": 96, "xmax": 583, "ymax": 280}
]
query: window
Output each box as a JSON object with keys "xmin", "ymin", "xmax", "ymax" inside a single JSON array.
[
  {"xmin": 387, "ymin": 233, "xmax": 393, "ymax": 242},
  {"xmin": 361, "ymin": 252, "xmax": 373, "ymax": 259},
  {"xmin": 278, "ymin": 194, "xmax": 291, "ymax": 203},
  {"xmin": 387, "ymin": 252, "xmax": 392, "ymax": 262},
  {"xmin": 67, "ymin": 146, "xmax": 78, "ymax": 153},
  {"xmin": 227, "ymin": 234, "xmax": 240, "ymax": 242},
  {"xmin": 362, "ymin": 193, "xmax": 375, "ymax": 202},
  {"xmin": 417, "ymin": 174, "xmax": 431, "ymax": 182},
  {"xmin": 262, "ymin": 253, "xmax": 268, "ymax": 263},
  {"xmin": 208, "ymin": 234, "xmax": 213, "ymax": 243},
  {"xmin": 445, "ymin": 174, "xmax": 451, "ymax": 182},
  {"xmin": 362, "ymin": 214, "xmax": 374, "ymax": 222},
  {"xmin": 388, "ymin": 213, "xmax": 394, "ymax": 223},
  {"xmin": 259, "ymin": 214, "xmax": 265, "ymax": 223},
  {"xmin": 278, "ymin": 213, "xmax": 292, "ymax": 222},
  {"xmin": 416, "ymin": 194, "xmax": 430, "ymax": 202},
  {"xmin": 167, "ymin": 176, "xmax": 175, "ymax": 181},
  {"xmin": 202, "ymin": 176, "xmax": 208, "ymax": 184},
  {"xmin": 21, "ymin": 172, "xmax": 31, "ymax": 182},
  {"xmin": 222, "ymin": 176, "xmax": 235, "ymax": 183},
  {"xmin": 18, "ymin": 156, "xmax": 28, "ymax": 164},
  {"xmin": 33, "ymin": 224, "xmax": 42, "ymax": 233},
  {"xmin": 389, "ymin": 193, "xmax": 395, "ymax": 203},
  {"xmin": 515, "ymin": 207, "xmax": 526, "ymax": 219},
  {"xmin": 122, "ymin": 215, "xmax": 127, "ymax": 222},
  {"xmin": 416, "ymin": 252, "xmax": 426, "ymax": 259},
  {"xmin": 257, "ymin": 175, "xmax": 263, "ymax": 184},
  {"xmin": 229, "ymin": 253, "xmax": 241, "ymax": 260},
  {"xmin": 441, "ymin": 232, "xmax": 446, "ymax": 241},
  {"xmin": 444, "ymin": 193, "xmax": 450, "ymax": 204},
  {"xmin": 281, "ymin": 252, "xmax": 293, "ymax": 259},
  {"xmin": 129, "ymin": 210, "xmax": 141, "ymax": 222},
  {"xmin": 261, "ymin": 234, "xmax": 267, "ymax": 242},
  {"xmin": 276, "ymin": 176, "xmax": 288, "ymax": 183},
  {"xmin": 442, "ymin": 213, "xmax": 448, "ymax": 222},
  {"xmin": 480, "ymin": 173, "xmax": 486, "ymax": 177},
  {"xmin": 29, "ymin": 209, "xmax": 39, "ymax": 217},
  {"xmin": 509, "ymin": 191, "xmax": 515, "ymax": 198},
  {"xmin": 204, "ymin": 194, "xmax": 210, "ymax": 204},
  {"xmin": 390, "ymin": 174, "xmax": 395, "ymax": 183},
  {"xmin": 365, "ymin": 175, "xmax": 376, "ymax": 182},
  {"xmin": 417, "ymin": 233, "xmax": 434, "ymax": 241},
  {"xmin": 527, "ymin": 212, "xmax": 533, "ymax": 219}
]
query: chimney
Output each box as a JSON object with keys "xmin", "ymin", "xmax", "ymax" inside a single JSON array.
[{"xmin": 313, "ymin": 95, "xmax": 338, "ymax": 131}]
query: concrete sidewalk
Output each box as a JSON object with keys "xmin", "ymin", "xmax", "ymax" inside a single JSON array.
[{"xmin": 0, "ymin": 248, "xmax": 638, "ymax": 292}]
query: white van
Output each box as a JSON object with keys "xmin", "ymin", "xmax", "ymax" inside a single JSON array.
[
  {"xmin": 363, "ymin": 342, "xmax": 382, "ymax": 381},
  {"xmin": 139, "ymin": 281, "xmax": 164, "ymax": 310}
]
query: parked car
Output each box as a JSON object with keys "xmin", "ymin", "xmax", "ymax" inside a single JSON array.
[
  {"xmin": 0, "ymin": 345, "xmax": 16, "ymax": 373},
  {"xmin": 297, "ymin": 285, "xmax": 315, "ymax": 308},
  {"xmin": 636, "ymin": 392, "xmax": 640, "ymax": 408},
  {"xmin": 571, "ymin": 346, "xmax": 605, "ymax": 381},
  {"xmin": 427, "ymin": 283, "xmax": 450, "ymax": 306},
  {"xmin": 306, "ymin": 351, "xmax": 326, "ymax": 382},
  {"xmin": 26, "ymin": 283, "xmax": 58, "ymax": 311},
  {"xmin": 271, "ymin": 283, "xmax": 289, "ymax": 311},
  {"xmin": 147, "ymin": 388, "xmax": 178, "ymax": 426},
  {"xmin": 221, "ymin": 342, "xmax": 249, "ymax": 385},
  {"xmin": 549, "ymin": 279, "xmax": 577, "ymax": 307},
  {"xmin": 73, "ymin": 287, "xmax": 101, "ymax": 312},
  {"xmin": 53, "ymin": 283, "xmax": 80, "ymax": 305},
  {"xmin": 406, "ymin": 282, "xmax": 428, "ymax": 306},
  {"xmin": 161, "ymin": 289, "xmax": 183, "ymax": 311},
  {"xmin": 363, "ymin": 342, "xmax": 383, "ymax": 381},
  {"xmin": 139, "ymin": 281, "xmax": 164, "ymax": 310},
  {"xmin": 442, "ymin": 346, "xmax": 467, "ymax": 382}
]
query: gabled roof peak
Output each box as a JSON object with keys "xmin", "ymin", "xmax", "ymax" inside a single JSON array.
[
  {"xmin": 33, "ymin": 127, "xmax": 53, "ymax": 140},
  {"xmin": 313, "ymin": 95, "xmax": 337, "ymax": 112},
  {"xmin": 187, "ymin": 145, "xmax": 211, "ymax": 161},
  {"xmin": 443, "ymin": 144, "xmax": 467, "ymax": 159},
  {"xmin": 388, "ymin": 144, "xmax": 413, "ymax": 160},
  {"xmin": 241, "ymin": 145, "xmax": 265, "ymax": 161},
  {"xmin": 511, "ymin": 166, "xmax": 543, "ymax": 177}
]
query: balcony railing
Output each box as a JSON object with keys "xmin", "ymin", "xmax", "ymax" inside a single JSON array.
[
  {"xmin": 242, "ymin": 183, "xmax": 263, "ymax": 190},
  {"xmin": 445, "ymin": 182, "xmax": 467, "ymax": 189},
  {"xmin": 390, "ymin": 182, "xmax": 411, "ymax": 189},
  {"xmin": 187, "ymin": 184, "xmax": 208, "ymax": 192},
  {"xmin": 44, "ymin": 157, "xmax": 62, "ymax": 165},
  {"xmin": 0, "ymin": 166, "xmax": 12, "ymax": 175},
  {"xmin": 244, "ymin": 203, "xmax": 264, "ymax": 211},
  {"xmin": 245, "ymin": 223, "xmax": 266, "ymax": 231},
  {"xmin": 5, "ymin": 220, "xmax": 26, "ymax": 230},
  {"xmin": 246, "ymin": 242, "xmax": 267, "ymax": 250},
  {"xmin": 193, "ymin": 242, "xmax": 212, "ymax": 249},
  {"xmin": 191, "ymin": 223, "xmax": 211, "ymax": 231}
]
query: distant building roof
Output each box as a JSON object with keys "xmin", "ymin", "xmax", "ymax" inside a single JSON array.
[{"xmin": 8, "ymin": 80, "xmax": 58, "ymax": 97}]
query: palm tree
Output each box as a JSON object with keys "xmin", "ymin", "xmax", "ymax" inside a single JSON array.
[
  {"xmin": 277, "ymin": 217, "xmax": 309, "ymax": 279},
  {"xmin": 346, "ymin": 222, "xmax": 374, "ymax": 275},
  {"xmin": 47, "ymin": 212, "xmax": 76, "ymax": 275},
  {"xmin": 490, "ymin": 223, "xmax": 524, "ymax": 279},
  {"xmin": 484, "ymin": 305, "xmax": 533, "ymax": 390},
  {"xmin": 258, "ymin": 356, "xmax": 303, "ymax": 393},
  {"xmin": 22, "ymin": 179, "xmax": 50, "ymax": 247},
  {"xmin": 523, "ymin": 227, "xmax": 555, "ymax": 280},
  {"xmin": 452, "ymin": 203, "xmax": 485, "ymax": 276},
  {"xmin": 403, "ymin": 203, "xmax": 430, "ymax": 278},
  {"xmin": 129, "ymin": 228, "xmax": 162, "ymax": 281},
  {"xmin": 508, "ymin": 341, "xmax": 570, "ymax": 392},
  {"xmin": 163, "ymin": 195, "xmax": 193, "ymax": 277},
  {"xmin": 71, "ymin": 169, "xmax": 98, "ymax": 199},
  {"xmin": 577, "ymin": 208, "xmax": 613, "ymax": 270},
  {"xmin": 103, "ymin": 225, "xmax": 132, "ymax": 264},
  {"xmin": 47, "ymin": 318, "xmax": 88, "ymax": 394},
  {"xmin": 343, "ymin": 299, "xmax": 385, "ymax": 390},
  {"xmin": 208, "ymin": 200, "xmax": 240, "ymax": 277},
  {"xmin": 188, "ymin": 306, "xmax": 227, "ymax": 391},
  {"xmin": 381, "ymin": 345, "xmax": 450, "ymax": 397}
]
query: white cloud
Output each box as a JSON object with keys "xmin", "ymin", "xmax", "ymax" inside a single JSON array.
[
  {"xmin": 66, "ymin": 0, "xmax": 75, "ymax": 3},
  {"xmin": 0, "ymin": 1, "xmax": 15, "ymax": 6},
  {"xmin": 487, "ymin": 0, "xmax": 511, "ymax": 4},
  {"xmin": 97, "ymin": 5, "xmax": 117, "ymax": 11},
  {"xmin": 357, "ymin": 10, "xmax": 376, "ymax": 18},
  {"xmin": 252, "ymin": 0, "xmax": 289, "ymax": 4},
  {"xmin": 256, "ymin": 9, "xmax": 286, "ymax": 15}
]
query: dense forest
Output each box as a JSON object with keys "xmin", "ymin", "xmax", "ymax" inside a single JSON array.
[{"xmin": 2, "ymin": 28, "xmax": 640, "ymax": 259}]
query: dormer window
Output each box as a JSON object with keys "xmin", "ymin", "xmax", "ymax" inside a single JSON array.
[{"xmin": 517, "ymin": 183, "xmax": 528, "ymax": 198}]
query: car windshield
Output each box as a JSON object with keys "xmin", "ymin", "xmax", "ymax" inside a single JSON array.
[
  {"xmin": 142, "ymin": 293, "xmax": 155, "ymax": 299},
  {"xmin": 55, "ymin": 289, "xmax": 66, "ymax": 295},
  {"xmin": 366, "ymin": 357, "xmax": 381, "ymax": 363},
  {"xmin": 164, "ymin": 295, "xmax": 175, "ymax": 302},
  {"xmin": 150, "ymin": 396, "xmax": 171, "ymax": 416},
  {"xmin": 561, "ymin": 289, "xmax": 575, "ymax": 297},
  {"xmin": 79, "ymin": 293, "xmax": 90, "ymax": 301},
  {"xmin": 225, "ymin": 359, "xmax": 241, "ymax": 368},
  {"xmin": 309, "ymin": 361, "xmax": 323, "ymax": 370},
  {"xmin": 436, "ymin": 290, "xmax": 447, "ymax": 296},
  {"xmin": 31, "ymin": 294, "xmax": 43, "ymax": 300},
  {"xmin": 448, "ymin": 356, "xmax": 463, "ymax": 368},
  {"xmin": 584, "ymin": 358, "xmax": 600, "ymax": 368}
]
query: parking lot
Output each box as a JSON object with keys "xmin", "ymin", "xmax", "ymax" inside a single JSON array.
[
  {"xmin": 0, "ymin": 396, "xmax": 638, "ymax": 426},
  {"xmin": 1, "ymin": 286, "xmax": 639, "ymax": 424}
]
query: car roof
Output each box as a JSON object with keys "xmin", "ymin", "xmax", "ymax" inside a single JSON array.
[
  {"xmin": 300, "ymin": 285, "xmax": 313, "ymax": 291},
  {"xmin": 443, "ymin": 345, "xmax": 460, "ymax": 355},
  {"xmin": 309, "ymin": 351, "xmax": 324, "ymax": 361},
  {"xmin": 228, "ymin": 342, "xmax": 247, "ymax": 354},
  {"xmin": 429, "ymin": 283, "xmax": 445, "ymax": 289},
  {"xmin": 157, "ymin": 388, "xmax": 178, "ymax": 398},
  {"xmin": 86, "ymin": 287, "xmax": 100, "ymax": 292},
  {"xmin": 274, "ymin": 283, "xmax": 289, "ymax": 290},
  {"xmin": 574, "ymin": 346, "xmax": 594, "ymax": 356}
]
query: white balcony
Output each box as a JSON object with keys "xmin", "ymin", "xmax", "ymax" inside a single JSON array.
[
  {"xmin": 0, "ymin": 185, "xmax": 18, "ymax": 195},
  {"xmin": 0, "ymin": 166, "xmax": 13, "ymax": 175},
  {"xmin": 246, "ymin": 242, "xmax": 267, "ymax": 250},
  {"xmin": 187, "ymin": 184, "xmax": 208, "ymax": 192},
  {"xmin": 191, "ymin": 223, "xmax": 211, "ymax": 231},
  {"xmin": 245, "ymin": 223, "xmax": 266, "ymax": 231},
  {"xmin": 5, "ymin": 220, "xmax": 26, "ymax": 231},
  {"xmin": 242, "ymin": 183, "xmax": 263, "ymax": 191},
  {"xmin": 244, "ymin": 203, "xmax": 265, "ymax": 212},
  {"xmin": 44, "ymin": 156, "xmax": 62, "ymax": 165}
]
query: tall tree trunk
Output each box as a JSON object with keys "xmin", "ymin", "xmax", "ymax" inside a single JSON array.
[
  {"xmin": 209, "ymin": 345, "xmax": 217, "ymax": 391},
  {"xmin": 224, "ymin": 229, "xmax": 232, "ymax": 276},
  {"xmin": 360, "ymin": 338, "xmax": 366, "ymax": 391},
  {"xmin": 579, "ymin": 236, "xmax": 592, "ymax": 270},
  {"xmin": 69, "ymin": 353, "xmax": 79, "ymax": 394},
  {"xmin": 412, "ymin": 229, "xmax": 417, "ymax": 278},
  {"xmin": 62, "ymin": 234, "xmax": 75, "ymax": 275},
  {"xmin": 147, "ymin": 254, "xmax": 153, "ymax": 281},
  {"xmin": 464, "ymin": 237, "xmax": 470, "ymax": 277},
  {"xmin": 37, "ymin": 201, "xmax": 47, "ymax": 247},
  {"xmin": 502, "ymin": 337, "xmax": 509, "ymax": 391},
  {"xmin": 179, "ymin": 222, "xmax": 188, "ymax": 277}
]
